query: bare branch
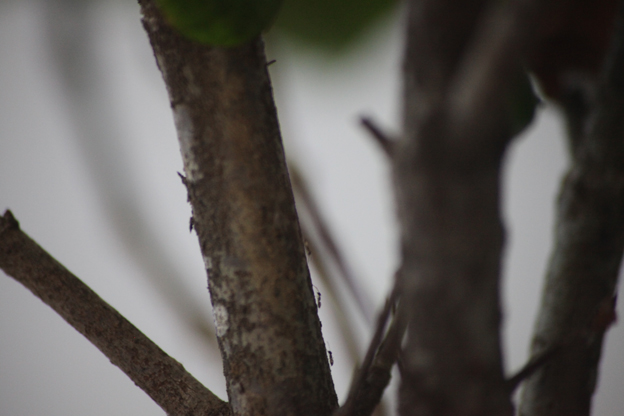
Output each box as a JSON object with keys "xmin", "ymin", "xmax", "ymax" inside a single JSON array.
[
  {"xmin": 138, "ymin": 2, "xmax": 338, "ymax": 415},
  {"xmin": 0, "ymin": 210, "xmax": 229, "ymax": 416},
  {"xmin": 42, "ymin": 0, "xmax": 217, "ymax": 350},
  {"xmin": 396, "ymin": 0, "xmax": 547, "ymax": 414},
  {"xmin": 519, "ymin": 4, "xmax": 624, "ymax": 415}
]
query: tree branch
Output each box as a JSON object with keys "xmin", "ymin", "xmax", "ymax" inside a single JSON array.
[
  {"xmin": 336, "ymin": 288, "xmax": 405, "ymax": 416},
  {"xmin": 519, "ymin": 4, "xmax": 624, "ymax": 415},
  {"xmin": 42, "ymin": 0, "xmax": 218, "ymax": 351},
  {"xmin": 396, "ymin": 1, "xmax": 544, "ymax": 415},
  {"xmin": 0, "ymin": 210, "xmax": 229, "ymax": 416},
  {"xmin": 138, "ymin": 2, "xmax": 338, "ymax": 416}
]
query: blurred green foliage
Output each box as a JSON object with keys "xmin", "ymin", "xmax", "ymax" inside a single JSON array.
[
  {"xmin": 154, "ymin": 0, "xmax": 283, "ymax": 46},
  {"xmin": 274, "ymin": 0, "xmax": 399, "ymax": 51},
  {"xmin": 155, "ymin": 0, "xmax": 399, "ymax": 50}
]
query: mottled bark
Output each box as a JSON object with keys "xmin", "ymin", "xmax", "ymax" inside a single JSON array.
[
  {"xmin": 138, "ymin": 2, "xmax": 338, "ymax": 416},
  {"xmin": 396, "ymin": 1, "xmax": 541, "ymax": 415},
  {"xmin": 0, "ymin": 211, "xmax": 229, "ymax": 416},
  {"xmin": 519, "ymin": 5, "xmax": 624, "ymax": 416}
]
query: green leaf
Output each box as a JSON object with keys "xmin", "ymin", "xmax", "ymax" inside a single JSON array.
[{"xmin": 155, "ymin": 0, "xmax": 283, "ymax": 46}]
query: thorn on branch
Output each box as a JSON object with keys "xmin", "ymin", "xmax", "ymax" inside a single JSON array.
[
  {"xmin": 178, "ymin": 171, "xmax": 188, "ymax": 186},
  {"xmin": 312, "ymin": 284, "xmax": 322, "ymax": 309},
  {"xmin": 360, "ymin": 116, "xmax": 396, "ymax": 157},
  {"xmin": 178, "ymin": 172, "xmax": 192, "ymax": 202}
]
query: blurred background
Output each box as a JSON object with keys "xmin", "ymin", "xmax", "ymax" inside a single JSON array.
[{"xmin": 0, "ymin": 0, "xmax": 622, "ymax": 415}]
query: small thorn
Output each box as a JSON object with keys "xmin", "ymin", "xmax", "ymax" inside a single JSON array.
[{"xmin": 360, "ymin": 116, "xmax": 395, "ymax": 157}]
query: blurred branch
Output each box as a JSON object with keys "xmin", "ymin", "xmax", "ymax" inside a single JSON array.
[
  {"xmin": 290, "ymin": 165, "xmax": 375, "ymax": 325},
  {"xmin": 335, "ymin": 288, "xmax": 404, "ymax": 416},
  {"xmin": 42, "ymin": 0, "xmax": 217, "ymax": 348},
  {"xmin": 520, "ymin": 4, "xmax": 624, "ymax": 413},
  {"xmin": 360, "ymin": 116, "xmax": 396, "ymax": 157},
  {"xmin": 396, "ymin": 0, "xmax": 547, "ymax": 414},
  {"xmin": 0, "ymin": 210, "xmax": 230, "ymax": 416}
]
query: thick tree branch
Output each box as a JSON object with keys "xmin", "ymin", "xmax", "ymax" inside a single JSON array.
[
  {"xmin": 0, "ymin": 210, "xmax": 229, "ymax": 416},
  {"xmin": 396, "ymin": 1, "xmax": 544, "ymax": 415},
  {"xmin": 138, "ymin": 2, "xmax": 338, "ymax": 416},
  {"xmin": 519, "ymin": 4, "xmax": 624, "ymax": 416}
]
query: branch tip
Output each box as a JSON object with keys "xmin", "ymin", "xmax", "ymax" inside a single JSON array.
[{"xmin": 1, "ymin": 210, "xmax": 19, "ymax": 232}]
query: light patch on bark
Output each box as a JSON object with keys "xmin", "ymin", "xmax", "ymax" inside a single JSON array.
[
  {"xmin": 182, "ymin": 65, "xmax": 202, "ymax": 97},
  {"xmin": 203, "ymin": 255, "xmax": 213, "ymax": 271},
  {"xmin": 173, "ymin": 104, "xmax": 203, "ymax": 181},
  {"xmin": 154, "ymin": 52, "xmax": 167, "ymax": 80},
  {"xmin": 213, "ymin": 304, "xmax": 229, "ymax": 337}
]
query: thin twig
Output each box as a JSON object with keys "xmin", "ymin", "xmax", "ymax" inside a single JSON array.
[
  {"xmin": 507, "ymin": 344, "xmax": 563, "ymax": 392},
  {"xmin": 335, "ymin": 288, "xmax": 402, "ymax": 416},
  {"xmin": 510, "ymin": 294, "xmax": 618, "ymax": 392},
  {"xmin": 290, "ymin": 164, "xmax": 375, "ymax": 325},
  {"xmin": 0, "ymin": 210, "xmax": 230, "ymax": 416},
  {"xmin": 360, "ymin": 116, "xmax": 395, "ymax": 157}
]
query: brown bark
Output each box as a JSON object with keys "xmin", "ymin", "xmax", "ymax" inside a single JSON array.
[
  {"xmin": 138, "ymin": 2, "xmax": 338, "ymax": 416},
  {"xmin": 395, "ymin": 1, "xmax": 542, "ymax": 415},
  {"xmin": 519, "ymin": 5, "xmax": 624, "ymax": 416},
  {"xmin": 0, "ymin": 211, "xmax": 229, "ymax": 416}
]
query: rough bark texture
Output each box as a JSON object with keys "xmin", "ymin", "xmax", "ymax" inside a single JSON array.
[
  {"xmin": 395, "ymin": 1, "xmax": 541, "ymax": 415},
  {"xmin": 0, "ymin": 211, "xmax": 229, "ymax": 416},
  {"xmin": 519, "ymin": 5, "xmax": 624, "ymax": 416},
  {"xmin": 138, "ymin": 2, "xmax": 338, "ymax": 416}
]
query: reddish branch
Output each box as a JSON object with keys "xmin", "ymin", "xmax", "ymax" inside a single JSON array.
[
  {"xmin": 0, "ymin": 210, "xmax": 230, "ymax": 416},
  {"xmin": 519, "ymin": 3, "xmax": 624, "ymax": 415}
]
